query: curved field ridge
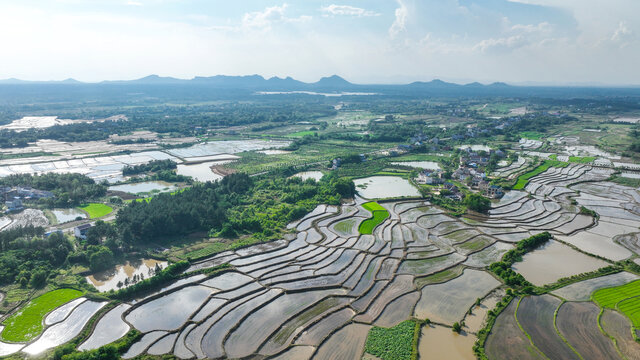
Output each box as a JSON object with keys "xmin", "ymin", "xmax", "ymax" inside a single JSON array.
[
  {"xmin": 593, "ymin": 279, "xmax": 640, "ymax": 327},
  {"xmin": 0, "ymin": 289, "xmax": 83, "ymax": 342},
  {"xmin": 359, "ymin": 202, "xmax": 389, "ymax": 235},
  {"xmin": 555, "ymin": 302, "xmax": 620, "ymax": 360},
  {"xmin": 516, "ymin": 295, "xmax": 580, "ymax": 360},
  {"xmin": 485, "ymin": 300, "xmax": 546, "ymax": 360},
  {"xmin": 600, "ymin": 309, "xmax": 640, "ymax": 359}
]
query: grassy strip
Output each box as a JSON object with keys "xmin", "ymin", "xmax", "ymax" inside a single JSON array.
[
  {"xmin": 79, "ymin": 203, "xmax": 113, "ymax": 218},
  {"xmin": 536, "ymin": 265, "xmax": 622, "ymax": 294},
  {"xmin": 592, "ymin": 279, "xmax": 640, "ymax": 308},
  {"xmin": 359, "ymin": 201, "xmax": 390, "ymax": 235},
  {"xmin": 596, "ymin": 308, "xmax": 628, "ymax": 360},
  {"xmin": 569, "ymin": 156, "xmax": 596, "ymax": 163},
  {"xmin": 1, "ymin": 288, "xmax": 83, "ymax": 342},
  {"xmin": 512, "ymin": 160, "xmax": 568, "ymax": 190},
  {"xmin": 472, "ymin": 293, "xmax": 515, "ymax": 359},
  {"xmin": 364, "ymin": 320, "xmax": 417, "ymax": 360}
]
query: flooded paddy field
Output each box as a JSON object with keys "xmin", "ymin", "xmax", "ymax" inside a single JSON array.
[
  {"xmin": 51, "ymin": 208, "xmax": 87, "ymax": 223},
  {"xmin": 512, "ymin": 240, "xmax": 609, "ymax": 286},
  {"xmin": 86, "ymin": 259, "xmax": 168, "ymax": 292},
  {"xmin": 7, "ymin": 162, "xmax": 640, "ymax": 358}
]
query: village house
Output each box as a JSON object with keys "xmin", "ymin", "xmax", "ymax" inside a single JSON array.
[{"xmin": 74, "ymin": 223, "xmax": 93, "ymax": 240}]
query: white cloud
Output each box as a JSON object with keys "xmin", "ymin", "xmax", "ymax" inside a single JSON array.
[
  {"xmin": 611, "ymin": 21, "xmax": 634, "ymax": 46},
  {"xmin": 389, "ymin": 0, "xmax": 408, "ymax": 38},
  {"xmin": 241, "ymin": 4, "xmax": 311, "ymax": 31},
  {"xmin": 473, "ymin": 35, "xmax": 528, "ymax": 53},
  {"xmin": 320, "ymin": 4, "xmax": 379, "ymax": 17}
]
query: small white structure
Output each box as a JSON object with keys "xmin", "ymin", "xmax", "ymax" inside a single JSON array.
[{"xmin": 74, "ymin": 223, "xmax": 92, "ymax": 239}]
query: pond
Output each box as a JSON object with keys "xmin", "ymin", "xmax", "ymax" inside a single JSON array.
[
  {"xmin": 353, "ymin": 176, "xmax": 420, "ymax": 199},
  {"xmin": 512, "ymin": 240, "xmax": 609, "ymax": 286},
  {"xmin": 391, "ymin": 161, "xmax": 441, "ymax": 170},
  {"xmin": 51, "ymin": 208, "xmax": 87, "ymax": 223},
  {"xmin": 176, "ymin": 161, "xmax": 227, "ymax": 182},
  {"xmin": 86, "ymin": 259, "xmax": 168, "ymax": 292},
  {"xmin": 109, "ymin": 181, "xmax": 177, "ymax": 195},
  {"xmin": 292, "ymin": 171, "xmax": 324, "ymax": 181}
]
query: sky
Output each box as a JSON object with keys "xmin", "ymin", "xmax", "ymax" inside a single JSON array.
[{"xmin": 0, "ymin": 0, "xmax": 638, "ymax": 85}]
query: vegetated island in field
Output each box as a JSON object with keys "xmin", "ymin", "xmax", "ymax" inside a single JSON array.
[{"xmin": 358, "ymin": 201, "xmax": 390, "ymax": 234}]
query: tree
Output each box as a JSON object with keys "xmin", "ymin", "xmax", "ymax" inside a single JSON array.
[
  {"xmin": 465, "ymin": 193, "xmax": 491, "ymax": 213},
  {"xmin": 452, "ymin": 322, "xmax": 462, "ymax": 333},
  {"xmin": 89, "ymin": 247, "xmax": 114, "ymax": 272}
]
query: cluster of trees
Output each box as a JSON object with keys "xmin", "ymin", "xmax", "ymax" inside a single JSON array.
[
  {"xmin": 122, "ymin": 159, "xmax": 177, "ymax": 176},
  {"xmin": 114, "ymin": 172, "xmax": 354, "ymax": 246},
  {"xmin": 0, "ymin": 173, "xmax": 106, "ymax": 207},
  {"xmin": 0, "ymin": 226, "xmax": 72, "ymax": 287},
  {"xmin": 464, "ymin": 193, "xmax": 491, "ymax": 213}
]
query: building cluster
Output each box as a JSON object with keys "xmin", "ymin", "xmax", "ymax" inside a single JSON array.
[{"xmin": 1, "ymin": 186, "xmax": 54, "ymax": 213}]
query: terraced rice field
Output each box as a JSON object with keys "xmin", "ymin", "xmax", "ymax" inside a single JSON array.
[
  {"xmin": 8, "ymin": 163, "xmax": 640, "ymax": 358},
  {"xmin": 0, "ymin": 289, "xmax": 83, "ymax": 342}
]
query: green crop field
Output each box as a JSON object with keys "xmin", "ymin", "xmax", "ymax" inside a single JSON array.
[
  {"xmin": 592, "ymin": 279, "xmax": 640, "ymax": 327},
  {"xmin": 79, "ymin": 203, "xmax": 114, "ymax": 218},
  {"xmin": 364, "ymin": 320, "xmax": 417, "ymax": 360},
  {"xmin": 1, "ymin": 289, "xmax": 83, "ymax": 342},
  {"xmin": 359, "ymin": 202, "xmax": 389, "ymax": 234},
  {"xmin": 512, "ymin": 160, "xmax": 568, "ymax": 190},
  {"xmin": 568, "ymin": 156, "xmax": 596, "ymax": 163},
  {"xmin": 287, "ymin": 130, "xmax": 317, "ymax": 137}
]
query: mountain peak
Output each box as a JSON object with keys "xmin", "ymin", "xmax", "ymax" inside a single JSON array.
[{"xmin": 315, "ymin": 75, "xmax": 351, "ymax": 86}]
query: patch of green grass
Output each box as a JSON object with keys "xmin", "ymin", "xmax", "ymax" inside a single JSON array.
[
  {"xmin": 593, "ymin": 279, "xmax": 640, "ymax": 328},
  {"xmin": 512, "ymin": 160, "xmax": 568, "ymax": 190},
  {"xmin": 568, "ymin": 156, "xmax": 596, "ymax": 163},
  {"xmin": 519, "ymin": 131, "xmax": 544, "ymax": 140},
  {"xmin": 610, "ymin": 175, "xmax": 640, "ymax": 188},
  {"xmin": 287, "ymin": 130, "xmax": 317, "ymax": 137},
  {"xmin": 79, "ymin": 203, "xmax": 113, "ymax": 218},
  {"xmin": 358, "ymin": 202, "xmax": 389, "ymax": 235},
  {"xmin": 1, "ymin": 288, "xmax": 83, "ymax": 342},
  {"xmin": 365, "ymin": 320, "xmax": 417, "ymax": 360},
  {"xmin": 593, "ymin": 279, "xmax": 640, "ymax": 308}
]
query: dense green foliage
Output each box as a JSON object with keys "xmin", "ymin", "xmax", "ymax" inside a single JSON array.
[
  {"xmin": 359, "ymin": 202, "xmax": 390, "ymax": 234},
  {"xmin": 489, "ymin": 232, "xmax": 552, "ymax": 289},
  {"xmin": 365, "ymin": 320, "xmax": 417, "ymax": 360},
  {"xmin": 0, "ymin": 173, "xmax": 106, "ymax": 207},
  {"xmin": 0, "ymin": 228, "xmax": 72, "ymax": 286},
  {"xmin": 108, "ymin": 261, "xmax": 189, "ymax": 299},
  {"xmin": 1, "ymin": 288, "xmax": 83, "ymax": 342},
  {"xmin": 464, "ymin": 193, "xmax": 491, "ymax": 213},
  {"xmin": 122, "ymin": 159, "xmax": 177, "ymax": 175},
  {"xmin": 116, "ymin": 173, "xmax": 355, "ymax": 245}
]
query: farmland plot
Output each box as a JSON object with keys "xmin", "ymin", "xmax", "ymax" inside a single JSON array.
[{"xmin": 555, "ymin": 302, "xmax": 620, "ymax": 360}]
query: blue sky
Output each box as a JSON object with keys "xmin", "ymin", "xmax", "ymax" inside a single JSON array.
[{"xmin": 0, "ymin": 0, "xmax": 638, "ymax": 84}]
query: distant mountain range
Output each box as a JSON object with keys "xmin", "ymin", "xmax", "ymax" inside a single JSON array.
[
  {"xmin": 0, "ymin": 74, "xmax": 514, "ymax": 89},
  {"xmin": 1, "ymin": 74, "xmax": 639, "ymax": 99}
]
